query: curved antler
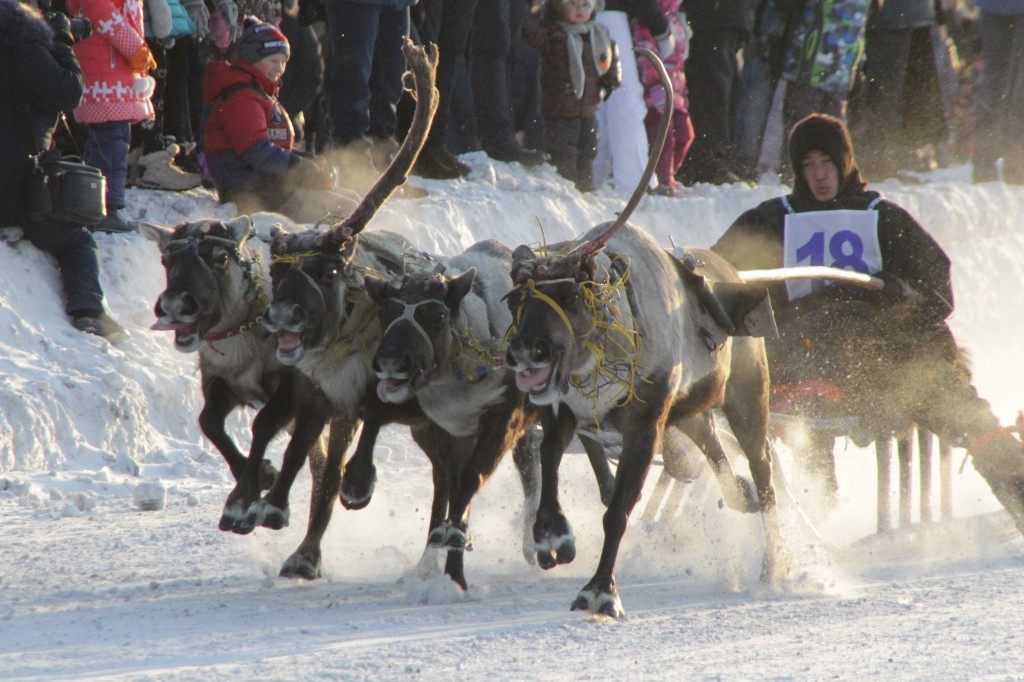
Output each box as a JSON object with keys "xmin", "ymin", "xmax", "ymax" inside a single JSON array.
[
  {"xmin": 320, "ymin": 39, "xmax": 440, "ymax": 250},
  {"xmin": 581, "ymin": 47, "xmax": 673, "ymax": 256}
]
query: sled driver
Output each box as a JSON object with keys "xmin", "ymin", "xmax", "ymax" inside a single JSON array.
[{"xmin": 711, "ymin": 113, "xmax": 1024, "ymax": 531}]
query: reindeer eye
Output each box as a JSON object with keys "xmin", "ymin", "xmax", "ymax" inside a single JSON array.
[
  {"xmin": 322, "ymin": 267, "xmax": 339, "ymax": 282},
  {"xmin": 214, "ymin": 252, "xmax": 230, "ymax": 267}
]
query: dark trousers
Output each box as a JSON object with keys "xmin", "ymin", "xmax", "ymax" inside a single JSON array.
[
  {"xmin": 544, "ymin": 115, "xmax": 597, "ymax": 190},
  {"xmin": 23, "ymin": 222, "xmax": 104, "ymax": 315},
  {"xmin": 851, "ymin": 26, "xmax": 947, "ymax": 178},
  {"xmin": 470, "ymin": 0, "xmax": 527, "ymax": 153},
  {"xmin": 83, "ymin": 120, "xmax": 131, "ymax": 210},
  {"xmin": 323, "ymin": 1, "xmax": 409, "ymax": 144},
  {"xmin": 974, "ymin": 11, "xmax": 1024, "ymax": 183},
  {"xmin": 417, "ymin": 0, "xmax": 478, "ymax": 150},
  {"xmin": 679, "ymin": 27, "xmax": 745, "ymax": 184}
]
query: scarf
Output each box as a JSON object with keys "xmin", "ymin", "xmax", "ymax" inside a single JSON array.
[{"xmin": 558, "ymin": 20, "xmax": 614, "ymax": 100}]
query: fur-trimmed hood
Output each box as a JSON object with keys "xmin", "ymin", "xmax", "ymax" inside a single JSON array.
[{"xmin": 0, "ymin": 0, "xmax": 55, "ymax": 47}]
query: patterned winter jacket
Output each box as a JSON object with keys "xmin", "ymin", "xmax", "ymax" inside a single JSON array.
[
  {"xmin": 67, "ymin": 0, "xmax": 155, "ymax": 124},
  {"xmin": 522, "ymin": 8, "xmax": 620, "ymax": 120},
  {"xmin": 202, "ymin": 59, "xmax": 296, "ymax": 193},
  {"xmin": 761, "ymin": 0, "xmax": 870, "ymax": 94},
  {"xmin": 632, "ymin": 0, "xmax": 691, "ymax": 112}
]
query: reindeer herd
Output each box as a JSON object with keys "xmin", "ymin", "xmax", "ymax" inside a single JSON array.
[{"xmin": 141, "ymin": 42, "xmax": 1024, "ymax": 619}]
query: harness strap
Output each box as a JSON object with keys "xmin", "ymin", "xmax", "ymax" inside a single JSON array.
[{"xmin": 383, "ymin": 298, "xmax": 445, "ymax": 360}]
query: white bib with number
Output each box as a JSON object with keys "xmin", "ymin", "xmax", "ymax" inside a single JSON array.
[{"xmin": 783, "ymin": 209, "xmax": 882, "ymax": 300}]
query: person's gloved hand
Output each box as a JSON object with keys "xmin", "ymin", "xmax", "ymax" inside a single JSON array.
[
  {"xmin": 872, "ymin": 270, "xmax": 913, "ymax": 306},
  {"xmin": 46, "ymin": 12, "xmax": 76, "ymax": 46},
  {"xmin": 128, "ymin": 44, "xmax": 159, "ymax": 72},
  {"xmin": 655, "ymin": 29, "xmax": 677, "ymax": 59},
  {"xmin": 214, "ymin": 0, "xmax": 239, "ymax": 43},
  {"xmin": 291, "ymin": 154, "xmax": 335, "ymax": 190},
  {"xmin": 148, "ymin": 0, "xmax": 173, "ymax": 39},
  {"xmin": 181, "ymin": 0, "xmax": 210, "ymax": 39}
]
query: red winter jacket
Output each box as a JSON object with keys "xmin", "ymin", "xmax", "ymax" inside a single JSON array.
[{"xmin": 202, "ymin": 60, "xmax": 296, "ymax": 193}]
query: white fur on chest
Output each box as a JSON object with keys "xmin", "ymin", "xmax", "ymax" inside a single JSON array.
[
  {"xmin": 418, "ymin": 374, "xmax": 508, "ymax": 438},
  {"xmin": 201, "ymin": 335, "xmax": 276, "ymax": 403}
]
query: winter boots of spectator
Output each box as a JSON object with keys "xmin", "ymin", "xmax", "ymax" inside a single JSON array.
[{"xmin": 131, "ymin": 143, "xmax": 203, "ymax": 191}]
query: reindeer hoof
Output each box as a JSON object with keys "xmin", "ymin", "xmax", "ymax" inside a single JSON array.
[
  {"xmin": 340, "ymin": 468, "xmax": 376, "ymax": 510},
  {"xmin": 244, "ymin": 499, "xmax": 290, "ymax": 531},
  {"xmin": 218, "ymin": 496, "xmax": 248, "ymax": 533},
  {"xmin": 570, "ymin": 586, "xmax": 624, "ymax": 618},
  {"xmin": 428, "ymin": 522, "xmax": 473, "ymax": 551},
  {"xmin": 534, "ymin": 515, "xmax": 575, "ymax": 569},
  {"xmin": 280, "ymin": 549, "xmax": 322, "ymax": 580}
]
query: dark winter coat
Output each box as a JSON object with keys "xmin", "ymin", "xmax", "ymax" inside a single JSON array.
[
  {"xmin": 522, "ymin": 10, "xmax": 621, "ymax": 120},
  {"xmin": 712, "ymin": 191, "xmax": 954, "ymax": 329},
  {"xmin": 0, "ymin": 0, "xmax": 85, "ymax": 228},
  {"xmin": 683, "ymin": 0, "xmax": 755, "ymax": 34},
  {"xmin": 604, "ymin": 0, "xmax": 670, "ymax": 36},
  {"xmin": 870, "ymin": 0, "xmax": 935, "ymax": 29},
  {"xmin": 202, "ymin": 60, "xmax": 296, "ymax": 194}
]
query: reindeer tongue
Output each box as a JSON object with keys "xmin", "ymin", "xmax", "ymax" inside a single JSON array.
[
  {"xmin": 515, "ymin": 366, "xmax": 553, "ymax": 393},
  {"xmin": 278, "ymin": 332, "xmax": 302, "ymax": 352},
  {"xmin": 150, "ymin": 319, "xmax": 190, "ymax": 331},
  {"xmin": 377, "ymin": 378, "xmax": 401, "ymax": 403}
]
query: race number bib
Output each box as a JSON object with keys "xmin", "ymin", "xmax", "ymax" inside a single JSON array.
[{"xmin": 783, "ymin": 209, "xmax": 882, "ymax": 300}]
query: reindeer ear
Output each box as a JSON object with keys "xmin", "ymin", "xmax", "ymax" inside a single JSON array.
[
  {"xmin": 511, "ymin": 244, "xmax": 536, "ymax": 265},
  {"xmin": 579, "ymin": 252, "xmax": 598, "ymax": 282},
  {"xmin": 224, "ymin": 215, "xmax": 254, "ymax": 245},
  {"xmin": 364, "ymin": 275, "xmax": 391, "ymax": 305},
  {"xmin": 446, "ymin": 267, "xmax": 477, "ymax": 309},
  {"xmin": 139, "ymin": 221, "xmax": 174, "ymax": 249}
]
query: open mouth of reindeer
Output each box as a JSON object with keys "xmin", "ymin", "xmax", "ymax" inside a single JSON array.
[
  {"xmin": 515, "ymin": 363, "xmax": 555, "ymax": 395},
  {"xmin": 151, "ymin": 317, "xmax": 200, "ymax": 350},
  {"xmin": 376, "ymin": 373, "xmax": 415, "ymax": 403},
  {"xmin": 275, "ymin": 329, "xmax": 305, "ymax": 361}
]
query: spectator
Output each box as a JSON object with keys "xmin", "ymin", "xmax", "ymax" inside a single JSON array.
[
  {"xmin": 470, "ymin": 0, "xmax": 547, "ymax": 166},
  {"xmin": 202, "ymin": 17, "xmax": 357, "ymax": 221},
  {"xmin": 678, "ymin": 0, "xmax": 752, "ymax": 185},
  {"xmin": 760, "ymin": 0, "xmax": 871, "ymax": 172},
  {"xmin": 849, "ymin": 0, "xmax": 949, "ymax": 180},
  {"xmin": 412, "ymin": 0, "xmax": 478, "ymax": 179},
  {"xmin": 320, "ymin": 0, "xmax": 413, "ymax": 193},
  {"xmin": 68, "ymin": 0, "xmax": 158, "ymax": 233},
  {"xmin": 522, "ymin": 0, "xmax": 620, "ymax": 192},
  {"xmin": 633, "ymin": 0, "xmax": 694, "ymax": 196},
  {"xmin": 593, "ymin": 0, "xmax": 669, "ymax": 194},
  {"xmin": 0, "ymin": 0, "xmax": 128, "ymax": 341},
  {"xmin": 971, "ymin": 0, "xmax": 1024, "ymax": 183}
]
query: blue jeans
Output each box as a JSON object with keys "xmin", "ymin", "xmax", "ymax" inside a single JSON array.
[
  {"xmin": 974, "ymin": 11, "xmax": 1024, "ymax": 183},
  {"xmin": 23, "ymin": 221, "xmax": 104, "ymax": 315},
  {"xmin": 323, "ymin": 1, "xmax": 409, "ymax": 144},
  {"xmin": 83, "ymin": 120, "xmax": 131, "ymax": 209}
]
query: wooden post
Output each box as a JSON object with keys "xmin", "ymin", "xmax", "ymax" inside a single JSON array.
[
  {"xmin": 897, "ymin": 433, "xmax": 913, "ymax": 527},
  {"xmin": 876, "ymin": 437, "xmax": 893, "ymax": 532},
  {"xmin": 918, "ymin": 429, "xmax": 935, "ymax": 522}
]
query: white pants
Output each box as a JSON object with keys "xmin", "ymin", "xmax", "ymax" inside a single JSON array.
[{"xmin": 593, "ymin": 11, "xmax": 654, "ymax": 194}]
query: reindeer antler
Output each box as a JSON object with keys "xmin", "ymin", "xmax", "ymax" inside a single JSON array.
[
  {"xmin": 320, "ymin": 39, "xmax": 440, "ymax": 250},
  {"xmin": 581, "ymin": 47, "xmax": 673, "ymax": 257}
]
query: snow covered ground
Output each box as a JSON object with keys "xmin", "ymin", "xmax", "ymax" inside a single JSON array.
[{"xmin": 2, "ymin": 155, "xmax": 1024, "ymax": 680}]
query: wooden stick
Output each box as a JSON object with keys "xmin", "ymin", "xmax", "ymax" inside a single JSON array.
[{"xmin": 739, "ymin": 266, "xmax": 885, "ymax": 290}]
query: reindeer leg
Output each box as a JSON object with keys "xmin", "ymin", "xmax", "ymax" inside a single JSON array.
[
  {"xmin": 199, "ymin": 378, "xmax": 274, "ymax": 488},
  {"xmin": 534, "ymin": 407, "xmax": 578, "ymax": 571},
  {"xmin": 578, "ymin": 432, "xmax": 616, "ymax": 507},
  {"xmin": 676, "ymin": 412, "xmax": 758, "ymax": 513},
  {"xmin": 572, "ymin": 401, "xmax": 664, "ymax": 618},
  {"xmin": 722, "ymin": 336, "xmax": 789, "ymax": 586},
  {"xmin": 242, "ymin": 393, "xmax": 331, "ymax": 533},
  {"xmin": 512, "ymin": 424, "xmax": 542, "ymax": 565},
  {"xmin": 279, "ymin": 417, "xmax": 359, "ymax": 580},
  {"xmin": 411, "ymin": 424, "xmax": 463, "ymax": 586},
  {"xmin": 219, "ymin": 379, "xmax": 299, "ymax": 533}
]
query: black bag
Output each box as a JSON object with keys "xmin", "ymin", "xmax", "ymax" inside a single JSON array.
[{"xmin": 25, "ymin": 151, "xmax": 107, "ymax": 226}]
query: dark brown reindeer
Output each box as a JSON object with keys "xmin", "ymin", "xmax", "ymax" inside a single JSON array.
[
  {"xmin": 502, "ymin": 47, "xmax": 788, "ymax": 618},
  {"xmin": 253, "ymin": 40, "xmax": 450, "ymax": 581},
  {"xmin": 142, "ymin": 215, "xmax": 335, "ymax": 578}
]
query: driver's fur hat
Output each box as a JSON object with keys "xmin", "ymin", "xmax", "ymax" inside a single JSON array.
[{"xmin": 788, "ymin": 113, "xmax": 867, "ymax": 199}]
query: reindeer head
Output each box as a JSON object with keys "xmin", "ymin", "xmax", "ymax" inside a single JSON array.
[
  {"xmin": 365, "ymin": 267, "xmax": 476, "ymax": 404},
  {"xmin": 262, "ymin": 227, "xmax": 362, "ymax": 365},
  {"xmin": 504, "ymin": 244, "xmax": 602, "ymax": 405},
  {"xmin": 144, "ymin": 216, "xmax": 258, "ymax": 353}
]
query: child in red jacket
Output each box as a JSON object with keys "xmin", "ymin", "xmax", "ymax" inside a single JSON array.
[{"xmin": 202, "ymin": 17, "xmax": 353, "ymax": 222}]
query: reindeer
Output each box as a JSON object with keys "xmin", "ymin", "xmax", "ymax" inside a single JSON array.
[
  {"xmin": 254, "ymin": 40, "xmax": 463, "ymax": 582},
  {"xmin": 363, "ymin": 241, "xmax": 618, "ymax": 571},
  {"xmin": 501, "ymin": 48, "xmax": 788, "ymax": 618},
  {"xmin": 143, "ymin": 215, "xmax": 336, "ymax": 579}
]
